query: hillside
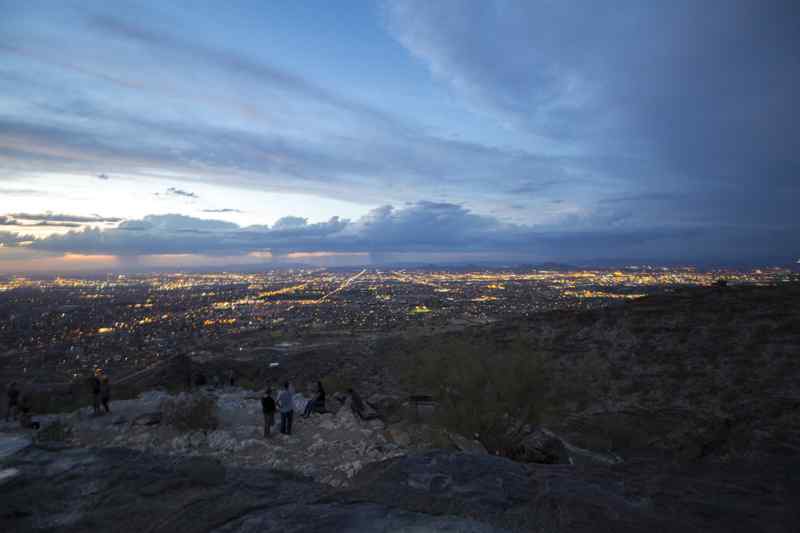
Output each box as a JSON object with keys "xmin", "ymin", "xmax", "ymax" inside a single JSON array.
[{"xmin": 383, "ymin": 283, "xmax": 800, "ymax": 463}]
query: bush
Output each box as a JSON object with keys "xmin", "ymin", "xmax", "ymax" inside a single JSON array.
[
  {"xmin": 161, "ymin": 392, "xmax": 218, "ymax": 431},
  {"xmin": 401, "ymin": 338, "xmax": 548, "ymax": 454}
]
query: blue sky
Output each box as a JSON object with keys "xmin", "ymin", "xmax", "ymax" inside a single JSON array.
[{"xmin": 0, "ymin": 0, "xmax": 797, "ymax": 271}]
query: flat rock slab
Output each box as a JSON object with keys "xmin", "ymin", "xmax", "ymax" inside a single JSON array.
[{"xmin": 0, "ymin": 433, "xmax": 31, "ymax": 459}]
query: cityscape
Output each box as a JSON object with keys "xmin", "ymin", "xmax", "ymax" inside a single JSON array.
[{"xmin": 1, "ymin": 266, "xmax": 794, "ymax": 384}]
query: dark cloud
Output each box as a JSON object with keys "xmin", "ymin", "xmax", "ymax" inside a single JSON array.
[
  {"xmin": 20, "ymin": 203, "xmax": 745, "ymax": 263},
  {"xmin": 7, "ymin": 212, "xmax": 122, "ymax": 223},
  {"xmin": 96, "ymin": 173, "xmax": 109, "ymax": 180},
  {"xmin": 33, "ymin": 221, "xmax": 83, "ymax": 228},
  {"xmin": 202, "ymin": 208, "xmax": 242, "ymax": 213},
  {"xmin": 385, "ymin": 0, "xmax": 800, "ymax": 244}
]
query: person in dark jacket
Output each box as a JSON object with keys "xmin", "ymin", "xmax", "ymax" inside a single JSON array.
[
  {"xmin": 90, "ymin": 369, "xmax": 102, "ymax": 415},
  {"xmin": 261, "ymin": 387, "xmax": 276, "ymax": 437},
  {"xmin": 303, "ymin": 381, "xmax": 326, "ymax": 418},
  {"xmin": 99, "ymin": 372, "xmax": 111, "ymax": 414},
  {"xmin": 5, "ymin": 382, "xmax": 20, "ymax": 422}
]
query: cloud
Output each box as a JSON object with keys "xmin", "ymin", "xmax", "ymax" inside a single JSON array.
[
  {"xmin": 384, "ymin": 1, "xmax": 800, "ymax": 227},
  {"xmin": 16, "ymin": 203, "xmax": 744, "ymax": 263},
  {"xmin": 508, "ymin": 180, "xmax": 563, "ymax": 195},
  {"xmin": 0, "ymin": 231, "xmax": 34, "ymax": 246},
  {"xmin": 599, "ymin": 193, "xmax": 688, "ymax": 205},
  {"xmin": 6, "ymin": 212, "xmax": 123, "ymax": 223},
  {"xmin": 97, "ymin": 173, "xmax": 109, "ymax": 180},
  {"xmin": 0, "ymin": 187, "xmax": 49, "ymax": 196},
  {"xmin": 86, "ymin": 14, "xmax": 406, "ymax": 131},
  {"xmin": 202, "ymin": 208, "xmax": 242, "ymax": 213},
  {"xmin": 155, "ymin": 187, "xmax": 199, "ymax": 200}
]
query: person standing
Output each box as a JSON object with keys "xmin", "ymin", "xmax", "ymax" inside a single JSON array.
[
  {"xmin": 5, "ymin": 382, "xmax": 20, "ymax": 422},
  {"xmin": 90, "ymin": 369, "xmax": 102, "ymax": 415},
  {"xmin": 277, "ymin": 381, "xmax": 294, "ymax": 435},
  {"xmin": 261, "ymin": 387, "xmax": 276, "ymax": 437},
  {"xmin": 99, "ymin": 371, "xmax": 111, "ymax": 414}
]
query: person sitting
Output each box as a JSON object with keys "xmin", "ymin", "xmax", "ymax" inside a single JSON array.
[{"xmin": 303, "ymin": 381, "xmax": 326, "ymax": 418}]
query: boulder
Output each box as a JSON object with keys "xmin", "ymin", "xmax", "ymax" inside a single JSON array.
[
  {"xmin": 511, "ymin": 426, "xmax": 570, "ymax": 464},
  {"xmin": 367, "ymin": 394, "xmax": 404, "ymax": 423},
  {"xmin": 447, "ymin": 431, "xmax": 488, "ymax": 455}
]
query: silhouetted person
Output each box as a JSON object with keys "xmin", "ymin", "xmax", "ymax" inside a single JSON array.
[
  {"xmin": 277, "ymin": 381, "xmax": 294, "ymax": 435},
  {"xmin": 228, "ymin": 369, "xmax": 237, "ymax": 387},
  {"xmin": 261, "ymin": 387, "xmax": 276, "ymax": 437},
  {"xmin": 90, "ymin": 369, "xmax": 102, "ymax": 415},
  {"xmin": 18, "ymin": 391, "xmax": 38, "ymax": 429},
  {"xmin": 303, "ymin": 381, "xmax": 326, "ymax": 418},
  {"xmin": 194, "ymin": 372, "xmax": 207, "ymax": 388},
  {"xmin": 5, "ymin": 382, "xmax": 20, "ymax": 422},
  {"xmin": 99, "ymin": 372, "xmax": 111, "ymax": 414}
]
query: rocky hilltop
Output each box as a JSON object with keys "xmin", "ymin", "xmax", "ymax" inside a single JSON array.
[{"xmin": 2, "ymin": 283, "xmax": 799, "ymax": 532}]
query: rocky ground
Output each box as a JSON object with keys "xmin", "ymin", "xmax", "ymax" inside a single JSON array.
[
  {"xmin": 0, "ymin": 387, "xmax": 477, "ymax": 488},
  {"xmin": 2, "ymin": 436, "xmax": 798, "ymax": 532}
]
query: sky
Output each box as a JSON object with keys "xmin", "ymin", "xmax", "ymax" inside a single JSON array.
[{"xmin": 0, "ymin": 0, "xmax": 798, "ymax": 272}]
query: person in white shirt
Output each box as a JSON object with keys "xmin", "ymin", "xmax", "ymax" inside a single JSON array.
[{"xmin": 277, "ymin": 381, "xmax": 294, "ymax": 435}]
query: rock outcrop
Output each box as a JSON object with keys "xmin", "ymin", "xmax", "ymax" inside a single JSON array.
[{"xmin": 13, "ymin": 388, "xmax": 406, "ymax": 488}]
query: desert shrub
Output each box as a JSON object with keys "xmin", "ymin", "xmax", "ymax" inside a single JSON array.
[
  {"xmin": 161, "ymin": 392, "xmax": 218, "ymax": 431},
  {"xmin": 321, "ymin": 373, "xmax": 352, "ymax": 395},
  {"xmin": 401, "ymin": 338, "xmax": 548, "ymax": 453},
  {"xmin": 35, "ymin": 420, "xmax": 68, "ymax": 443}
]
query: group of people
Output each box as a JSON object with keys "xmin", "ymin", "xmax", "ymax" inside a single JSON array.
[{"xmin": 260, "ymin": 380, "xmax": 326, "ymax": 437}]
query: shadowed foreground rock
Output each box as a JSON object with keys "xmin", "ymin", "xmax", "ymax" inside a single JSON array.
[
  {"xmin": 2, "ymin": 443, "xmax": 799, "ymax": 532},
  {"xmin": 345, "ymin": 451, "xmax": 800, "ymax": 532}
]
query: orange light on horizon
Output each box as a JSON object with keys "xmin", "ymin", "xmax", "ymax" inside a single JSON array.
[{"xmin": 62, "ymin": 253, "xmax": 119, "ymax": 262}]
